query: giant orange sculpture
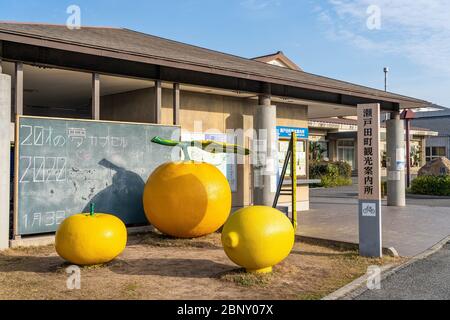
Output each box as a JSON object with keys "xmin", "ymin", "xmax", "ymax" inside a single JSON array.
[{"xmin": 143, "ymin": 137, "xmax": 249, "ymax": 238}]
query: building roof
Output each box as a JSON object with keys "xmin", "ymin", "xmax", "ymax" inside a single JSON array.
[
  {"xmin": 414, "ymin": 107, "xmax": 450, "ymax": 119},
  {"xmin": 252, "ymin": 51, "xmax": 302, "ymax": 71},
  {"xmin": 0, "ymin": 22, "xmax": 429, "ymax": 109}
]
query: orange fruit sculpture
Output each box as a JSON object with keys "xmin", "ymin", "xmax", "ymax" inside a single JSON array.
[
  {"xmin": 55, "ymin": 204, "xmax": 127, "ymax": 266},
  {"xmin": 143, "ymin": 161, "xmax": 232, "ymax": 238}
]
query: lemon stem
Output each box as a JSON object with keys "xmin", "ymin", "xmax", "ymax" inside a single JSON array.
[{"xmin": 90, "ymin": 203, "xmax": 95, "ymax": 217}]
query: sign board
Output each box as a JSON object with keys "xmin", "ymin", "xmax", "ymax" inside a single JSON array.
[
  {"xmin": 181, "ymin": 132, "xmax": 238, "ymax": 192},
  {"xmin": 15, "ymin": 116, "xmax": 180, "ymax": 236},
  {"xmin": 277, "ymin": 126, "xmax": 309, "ymax": 139},
  {"xmin": 357, "ymin": 104, "xmax": 382, "ymax": 258},
  {"xmin": 278, "ymin": 140, "xmax": 307, "ymax": 177}
]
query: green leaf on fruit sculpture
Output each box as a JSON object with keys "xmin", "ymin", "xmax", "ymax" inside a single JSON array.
[{"xmin": 151, "ymin": 136, "xmax": 250, "ymax": 161}]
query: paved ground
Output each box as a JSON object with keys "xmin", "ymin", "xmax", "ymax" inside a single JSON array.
[
  {"xmin": 298, "ymin": 184, "xmax": 450, "ymax": 257},
  {"xmin": 356, "ymin": 243, "xmax": 450, "ymax": 300}
]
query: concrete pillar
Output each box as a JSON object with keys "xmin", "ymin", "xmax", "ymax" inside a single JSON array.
[
  {"xmin": 155, "ymin": 80, "xmax": 162, "ymax": 124},
  {"xmin": 420, "ymin": 137, "xmax": 427, "ymax": 167},
  {"xmin": 0, "ymin": 72, "xmax": 11, "ymax": 250},
  {"xmin": 91, "ymin": 73, "xmax": 100, "ymax": 120},
  {"xmin": 386, "ymin": 111, "xmax": 406, "ymax": 206},
  {"xmin": 253, "ymin": 83, "xmax": 277, "ymax": 206},
  {"xmin": 173, "ymin": 83, "xmax": 180, "ymax": 125},
  {"xmin": 14, "ymin": 62, "xmax": 23, "ymax": 116}
]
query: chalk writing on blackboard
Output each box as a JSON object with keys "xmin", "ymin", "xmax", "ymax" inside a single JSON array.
[{"xmin": 16, "ymin": 116, "xmax": 181, "ymax": 236}]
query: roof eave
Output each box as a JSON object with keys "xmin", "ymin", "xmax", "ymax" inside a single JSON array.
[{"xmin": 0, "ymin": 28, "xmax": 430, "ymax": 109}]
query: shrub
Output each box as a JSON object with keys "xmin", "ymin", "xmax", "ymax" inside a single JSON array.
[
  {"xmin": 310, "ymin": 161, "xmax": 353, "ymax": 188},
  {"xmin": 334, "ymin": 161, "xmax": 352, "ymax": 178},
  {"xmin": 410, "ymin": 175, "xmax": 450, "ymax": 196}
]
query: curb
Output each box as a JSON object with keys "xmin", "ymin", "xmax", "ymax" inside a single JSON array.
[
  {"xmin": 322, "ymin": 235, "xmax": 450, "ymax": 300},
  {"xmin": 406, "ymin": 193, "xmax": 450, "ymax": 200},
  {"xmin": 322, "ymin": 264, "xmax": 396, "ymax": 300},
  {"xmin": 296, "ymin": 235, "xmax": 399, "ymax": 257}
]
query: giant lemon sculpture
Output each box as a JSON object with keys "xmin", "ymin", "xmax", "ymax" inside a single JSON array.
[
  {"xmin": 222, "ymin": 206, "xmax": 295, "ymax": 274},
  {"xmin": 143, "ymin": 137, "xmax": 249, "ymax": 238},
  {"xmin": 55, "ymin": 204, "xmax": 127, "ymax": 265}
]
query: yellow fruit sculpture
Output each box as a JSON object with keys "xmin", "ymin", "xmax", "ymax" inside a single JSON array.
[
  {"xmin": 55, "ymin": 204, "xmax": 127, "ymax": 265},
  {"xmin": 143, "ymin": 161, "xmax": 232, "ymax": 238},
  {"xmin": 222, "ymin": 206, "xmax": 295, "ymax": 274}
]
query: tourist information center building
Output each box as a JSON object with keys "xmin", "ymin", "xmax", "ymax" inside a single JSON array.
[{"xmin": 0, "ymin": 22, "xmax": 429, "ymax": 217}]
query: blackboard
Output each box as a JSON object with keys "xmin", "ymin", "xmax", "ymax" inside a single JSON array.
[{"xmin": 14, "ymin": 116, "xmax": 180, "ymax": 236}]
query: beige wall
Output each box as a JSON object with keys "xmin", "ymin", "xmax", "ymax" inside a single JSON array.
[
  {"xmin": 100, "ymin": 88, "xmax": 156, "ymax": 123},
  {"xmin": 100, "ymin": 87, "xmax": 310, "ymax": 209}
]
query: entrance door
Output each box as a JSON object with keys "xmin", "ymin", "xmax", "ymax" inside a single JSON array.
[{"xmin": 337, "ymin": 140, "xmax": 355, "ymax": 169}]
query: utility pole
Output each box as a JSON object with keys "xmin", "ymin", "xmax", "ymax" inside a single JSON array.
[
  {"xmin": 383, "ymin": 67, "xmax": 390, "ymax": 122},
  {"xmin": 384, "ymin": 67, "xmax": 389, "ymax": 92}
]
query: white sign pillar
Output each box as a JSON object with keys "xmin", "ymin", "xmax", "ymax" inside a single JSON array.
[
  {"xmin": 357, "ymin": 103, "xmax": 382, "ymax": 258},
  {"xmin": 0, "ymin": 72, "xmax": 11, "ymax": 250}
]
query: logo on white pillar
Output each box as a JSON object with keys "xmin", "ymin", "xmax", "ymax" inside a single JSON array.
[
  {"xmin": 362, "ymin": 203, "xmax": 376, "ymax": 217},
  {"xmin": 366, "ymin": 5, "xmax": 381, "ymax": 30},
  {"xmin": 66, "ymin": 5, "xmax": 81, "ymax": 30},
  {"xmin": 366, "ymin": 265, "xmax": 381, "ymax": 290},
  {"xmin": 66, "ymin": 265, "xmax": 81, "ymax": 290}
]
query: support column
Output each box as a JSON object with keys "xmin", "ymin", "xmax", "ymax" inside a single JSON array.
[
  {"xmin": 386, "ymin": 111, "xmax": 406, "ymax": 207},
  {"xmin": 14, "ymin": 62, "xmax": 23, "ymax": 116},
  {"xmin": 0, "ymin": 72, "xmax": 12, "ymax": 250},
  {"xmin": 0, "ymin": 40, "xmax": 3, "ymax": 74},
  {"xmin": 253, "ymin": 83, "xmax": 277, "ymax": 206},
  {"xmin": 173, "ymin": 83, "xmax": 180, "ymax": 126},
  {"xmin": 91, "ymin": 73, "xmax": 100, "ymax": 120},
  {"xmin": 155, "ymin": 80, "xmax": 162, "ymax": 124},
  {"xmin": 421, "ymin": 137, "xmax": 427, "ymax": 167}
]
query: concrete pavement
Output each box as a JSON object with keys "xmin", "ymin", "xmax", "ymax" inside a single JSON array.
[
  {"xmin": 356, "ymin": 242, "xmax": 450, "ymax": 300},
  {"xmin": 298, "ymin": 185, "xmax": 450, "ymax": 257}
]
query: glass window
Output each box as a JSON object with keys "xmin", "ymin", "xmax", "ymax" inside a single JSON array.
[
  {"xmin": 435, "ymin": 147, "xmax": 446, "ymax": 156},
  {"xmin": 426, "ymin": 146, "xmax": 447, "ymax": 162},
  {"xmin": 338, "ymin": 140, "xmax": 355, "ymax": 147},
  {"xmin": 337, "ymin": 139, "xmax": 355, "ymax": 169}
]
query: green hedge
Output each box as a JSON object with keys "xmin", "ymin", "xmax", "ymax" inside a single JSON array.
[
  {"xmin": 410, "ymin": 175, "xmax": 450, "ymax": 196},
  {"xmin": 310, "ymin": 161, "xmax": 352, "ymax": 188}
]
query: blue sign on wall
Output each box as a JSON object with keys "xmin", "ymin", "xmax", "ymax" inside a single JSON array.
[{"xmin": 277, "ymin": 126, "xmax": 309, "ymax": 139}]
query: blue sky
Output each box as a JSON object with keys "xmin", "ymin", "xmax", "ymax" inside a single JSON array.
[{"xmin": 1, "ymin": 0, "xmax": 449, "ymax": 106}]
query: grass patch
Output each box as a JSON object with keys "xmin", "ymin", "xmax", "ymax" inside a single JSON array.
[
  {"xmin": 296, "ymin": 292, "xmax": 324, "ymax": 300},
  {"xmin": 219, "ymin": 269, "xmax": 273, "ymax": 287},
  {"xmin": 0, "ymin": 232, "xmax": 407, "ymax": 300},
  {"xmin": 136, "ymin": 231, "xmax": 222, "ymax": 249}
]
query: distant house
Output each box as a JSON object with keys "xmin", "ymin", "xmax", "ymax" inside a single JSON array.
[{"xmin": 412, "ymin": 107, "xmax": 450, "ymax": 161}]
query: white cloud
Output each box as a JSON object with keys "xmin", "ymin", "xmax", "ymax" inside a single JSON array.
[{"xmin": 319, "ymin": 0, "xmax": 450, "ymax": 74}]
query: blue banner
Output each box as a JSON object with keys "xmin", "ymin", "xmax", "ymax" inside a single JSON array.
[{"xmin": 277, "ymin": 126, "xmax": 309, "ymax": 139}]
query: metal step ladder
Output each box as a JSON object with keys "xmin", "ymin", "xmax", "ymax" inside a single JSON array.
[{"xmin": 272, "ymin": 132, "xmax": 298, "ymax": 229}]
